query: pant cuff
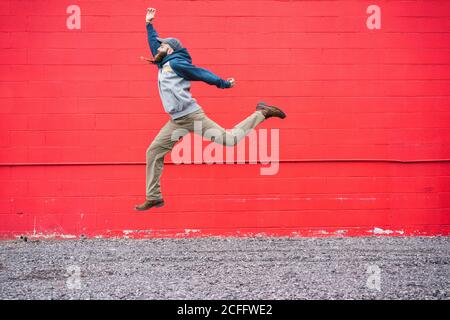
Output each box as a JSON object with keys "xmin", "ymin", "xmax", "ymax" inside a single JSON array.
[{"xmin": 146, "ymin": 196, "xmax": 162, "ymax": 201}]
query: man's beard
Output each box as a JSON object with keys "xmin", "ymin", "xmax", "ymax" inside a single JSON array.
[{"xmin": 153, "ymin": 49, "xmax": 168, "ymax": 63}]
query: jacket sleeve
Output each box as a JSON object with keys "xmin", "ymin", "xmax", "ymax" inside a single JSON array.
[
  {"xmin": 170, "ymin": 59, "xmax": 231, "ymax": 89},
  {"xmin": 146, "ymin": 23, "xmax": 160, "ymax": 57}
]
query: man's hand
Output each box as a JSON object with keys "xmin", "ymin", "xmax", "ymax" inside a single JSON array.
[
  {"xmin": 227, "ymin": 78, "xmax": 235, "ymax": 88},
  {"xmin": 146, "ymin": 8, "xmax": 156, "ymax": 23}
]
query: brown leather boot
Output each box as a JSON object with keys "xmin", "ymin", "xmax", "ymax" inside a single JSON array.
[
  {"xmin": 256, "ymin": 102, "xmax": 287, "ymax": 119},
  {"xmin": 134, "ymin": 199, "xmax": 165, "ymax": 211}
]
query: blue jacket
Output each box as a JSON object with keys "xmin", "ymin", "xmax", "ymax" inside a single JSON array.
[
  {"xmin": 146, "ymin": 23, "xmax": 231, "ymax": 119},
  {"xmin": 147, "ymin": 23, "xmax": 231, "ymax": 89}
]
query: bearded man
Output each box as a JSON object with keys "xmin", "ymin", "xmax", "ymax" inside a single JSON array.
[{"xmin": 135, "ymin": 8, "xmax": 287, "ymax": 210}]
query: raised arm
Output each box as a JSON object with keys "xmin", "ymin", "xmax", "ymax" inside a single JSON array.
[
  {"xmin": 171, "ymin": 59, "xmax": 235, "ymax": 89},
  {"xmin": 146, "ymin": 8, "xmax": 159, "ymax": 57}
]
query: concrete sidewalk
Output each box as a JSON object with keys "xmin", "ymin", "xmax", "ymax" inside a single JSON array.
[{"xmin": 0, "ymin": 237, "xmax": 448, "ymax": 299}]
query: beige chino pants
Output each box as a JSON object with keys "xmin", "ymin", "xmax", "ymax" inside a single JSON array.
[{"xmin": 146, "ymin": 108, "xmax": 266, "ymax": 200}]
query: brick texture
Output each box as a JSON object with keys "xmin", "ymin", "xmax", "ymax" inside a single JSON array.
[{"xmin": 0, "ymin": 0, "xmax": 449, "ymax": 238}]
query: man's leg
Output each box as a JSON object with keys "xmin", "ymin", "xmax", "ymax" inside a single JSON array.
[
  {"xmin": 135, "ymin": 118, "xmax": 188, "ymax": 210},
  {"xmin": 146, "ymin": 119, "xmax": 187, "ymax": 200},
  {"xmin": 185, "ymin": 109, "xmax": 266, "ymax": 146}
]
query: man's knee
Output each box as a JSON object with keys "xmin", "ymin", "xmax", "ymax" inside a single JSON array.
[
  {"xmin": 225, "ymin": 128, "xmax": 246, "ymax": 146},
  {"xmin": 223, "ymin": 134, "xmax": 238, "ymax": 146},
  {"xmin": 146, "ymin": 142, "xmax": 164, "ymax": 160},
  {"xmin": 207, "ymin": 134, "xmax": 237, "ymax": 147},
  {"xmin": 204, "ymin": 128, "xmax": 237, "ymax": 147}
]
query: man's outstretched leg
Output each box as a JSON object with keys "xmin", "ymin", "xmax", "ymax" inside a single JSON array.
[
  {"xmin": 184, "ymin": 102, "xmax": 286, "ymax": 146},
  {"xmin": 135, "ymin": 119, "xmax": 187, "ymax": 211}
]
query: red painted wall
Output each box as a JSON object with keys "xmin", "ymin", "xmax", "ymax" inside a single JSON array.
[{"xmin": 1, "ymin": 0, "xmax": 449, "ymax": 238}]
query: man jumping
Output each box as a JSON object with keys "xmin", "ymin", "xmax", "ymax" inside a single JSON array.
[{"xmin": 135, "ymin": 8, "xmax": 287, "ymax": 211}]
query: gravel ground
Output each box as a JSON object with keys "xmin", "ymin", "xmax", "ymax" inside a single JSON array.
[{"xmin": 0, "ymin": 237, "xmax": 448, "ymax": 300}]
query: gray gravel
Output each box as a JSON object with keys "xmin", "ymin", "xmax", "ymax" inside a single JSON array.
[{"xmin": 0, "ymin": 237, "xmax": 448, "ymax": 300}]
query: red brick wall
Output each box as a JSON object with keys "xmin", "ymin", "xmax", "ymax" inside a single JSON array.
[{"xmin": 1, "ymin": 0, "xmax": 449, "ymax": 238}]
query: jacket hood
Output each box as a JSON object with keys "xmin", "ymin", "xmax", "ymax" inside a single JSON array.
[{"xmin": 156, "ymin": 47, "xmax": 192, "ymax": 68}]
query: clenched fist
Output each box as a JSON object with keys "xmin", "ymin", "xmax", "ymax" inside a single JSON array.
[
  {"xmin": 227, "ymin": 78, "xmax": 235, "ymax": 88},
  {"xmin": 146, "ymin": 8, "xmax": 156, "ymax": 23}
]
